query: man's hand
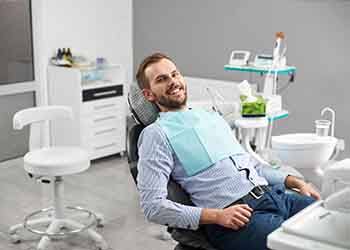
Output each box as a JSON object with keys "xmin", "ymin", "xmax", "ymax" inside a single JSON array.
[
  {"xmin": 298, "ymin": 182, "xmax": 321, "ymax": 200},
  {"xmin": 216, "ymin": 204, "xmax": 253, "ymax": 230},
  {"xmin": 200, "ymin": 204, "xmax": 253, "ymax": 230},
  {"xmin": 285, "ymin": 175, "xmax": 321, "ymax": 200}
]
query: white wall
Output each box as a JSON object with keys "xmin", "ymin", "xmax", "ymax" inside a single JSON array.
[
  {"xmin": 37, "ymin": 0, "xmax": 133, "ymax": 104},
  {"xmin": 31, "ymin": 0, "xmax": 132, "ymax": 147}
]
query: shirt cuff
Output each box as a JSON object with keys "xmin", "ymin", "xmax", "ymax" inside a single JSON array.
[
  {"xmin": 264, "ymin": 167, "xmax": 289, "ymax": 186},
  {"xmin": 179, "ymin": 206, "xmax": 202, "ymax": 230}
]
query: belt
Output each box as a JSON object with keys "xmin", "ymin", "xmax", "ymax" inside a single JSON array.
[{"xmin": 225, "ymin": 185, "xmax": 270, "ymax": 208}]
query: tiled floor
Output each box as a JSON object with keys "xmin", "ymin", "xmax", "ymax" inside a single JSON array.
[{"xmin": 0, "ymin": 156, "xmax": 177, "ymax": 250}]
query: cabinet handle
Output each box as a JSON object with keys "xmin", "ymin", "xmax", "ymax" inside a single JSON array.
[
  {"xmin": 94, "ymin": 128, "xmax": 116, "ymax": 136},
  {"xmin": 93, "ymin": 116, "xmax": 116, "ymax": 123},
  {"xmin": 93, "ymin": 103, "xmax": 116, "ymax": 110},
  {"xmin": 94, "ymin": 143, "xmax": 116, "ymax": 150},
  {"xmin": 93, "ymin": 90, "xmax": 117, "ymax": 98}
]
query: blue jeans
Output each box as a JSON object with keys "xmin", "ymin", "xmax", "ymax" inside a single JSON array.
[{"xmin": 205, "ymin": 184, "xmax": 315, "ymax": 250}]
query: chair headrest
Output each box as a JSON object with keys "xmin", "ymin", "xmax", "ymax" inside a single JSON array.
[{"xmin": 128, "ymin": 84, "xmax": 160, "ymax": 126}]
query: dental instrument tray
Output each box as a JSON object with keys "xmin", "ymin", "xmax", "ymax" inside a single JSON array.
[{"xmin": 281, "ymin": 201, "xmax": 350, "ymax": 249}]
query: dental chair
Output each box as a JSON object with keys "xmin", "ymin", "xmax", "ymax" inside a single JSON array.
[{"xmin": 127, "ymin": 84, "xmax": 217, "ymax": 250}]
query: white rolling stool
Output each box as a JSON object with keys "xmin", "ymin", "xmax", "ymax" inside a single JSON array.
[{"xmin": 9, "ymin": 106, "xmax": 108, "ymax": 250}]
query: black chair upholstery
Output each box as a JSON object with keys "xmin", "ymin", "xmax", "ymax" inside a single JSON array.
[{"xmin": 126, "ymin": 115, "xmax": 217, "ymax": 250}]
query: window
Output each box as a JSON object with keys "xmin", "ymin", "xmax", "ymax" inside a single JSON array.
[{"xmin": 0, "ymin": 0, "xmax": 34, "ymax": 85}]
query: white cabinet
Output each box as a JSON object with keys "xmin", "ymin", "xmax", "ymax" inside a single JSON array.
[{"xmin": 47, "ymin": 65, "xmax": 126, "ymax": 160}]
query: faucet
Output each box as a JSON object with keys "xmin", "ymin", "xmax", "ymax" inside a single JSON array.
[{"xmin": 321, "ymin": 107, "xmax": 335, "ymax": 137}]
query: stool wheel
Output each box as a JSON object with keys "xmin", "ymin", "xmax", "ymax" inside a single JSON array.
[
  {"xmin": 96, "ymin": 217, "xmax": 105, "ymax": 228},
  {"xmin": 9, "ymin": 233, "xmax": 21, "ymax": 244},
  {"xmin": 95, "ymin": 241, "xmax": 109, "ymax": 250}
]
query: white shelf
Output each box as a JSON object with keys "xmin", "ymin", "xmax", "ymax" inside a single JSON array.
[
  {"xmin": 235, "ymin": 117, "xmax": 268, "ymax": 129},
  {"xmin": 234, "ymin": 110, "xmax": 288, "ymax": 126}
]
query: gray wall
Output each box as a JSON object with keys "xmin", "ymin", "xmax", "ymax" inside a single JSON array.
[{"xmin": 134, "ymin": 0, "xmax": 350, "ymax": 156}]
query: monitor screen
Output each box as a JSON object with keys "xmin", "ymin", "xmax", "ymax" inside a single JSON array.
[
  {"xmin": 0, "ymin": 0, "xmax": 34, "ymax": 85},
  {"xmin": 233, "ymin": 53, "xmax": 245, "ymax": 60}
]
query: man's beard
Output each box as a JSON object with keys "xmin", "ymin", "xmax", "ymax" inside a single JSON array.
[{"xmin": 156, "ymin": 92, "xmax": 187, "ymax": 110}]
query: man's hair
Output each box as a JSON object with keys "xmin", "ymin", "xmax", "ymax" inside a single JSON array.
[{"xmin": 136, "ymin": 52, "xmax": 173, "ymax": 89}]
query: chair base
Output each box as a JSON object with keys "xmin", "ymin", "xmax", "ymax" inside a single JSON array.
[
  {"xmin": 9, "ymin": 208, "xmax": 107, "ymax": 250},
  {"xmin": 175, "ymin": 243, "xmax": 203, "ymax": 250}
]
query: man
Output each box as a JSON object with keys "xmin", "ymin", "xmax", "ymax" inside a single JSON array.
[{"xmin": 136, "ymin": 53, "xmax": 320, "ymax": 250}]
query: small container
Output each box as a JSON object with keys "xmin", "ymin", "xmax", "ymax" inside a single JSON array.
[
  {"xmin": 315, "ymin": 119, "xmax": 331, "ymax": 136},
  {"xmin": 96, "ymin": 57, "xmax": 107, "ymax": 69}
]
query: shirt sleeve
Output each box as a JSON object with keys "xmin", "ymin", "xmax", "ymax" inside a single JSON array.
[
  {"xmin": 137, "ymin": 124, "xmax": 202, "ymax": 230},
  {"xmin": 253, "ymin": 158, "xmax": 288, "ymax": 186}
]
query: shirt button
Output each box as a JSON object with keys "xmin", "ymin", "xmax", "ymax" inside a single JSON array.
[{"xmin": 249, "ymin": 177, "xmax": 254, "ymax": 181}]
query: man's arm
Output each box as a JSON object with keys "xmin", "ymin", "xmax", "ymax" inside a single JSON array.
[
  {"xmin": 253, "ymin": 158, "xmax": 321, "ymax": 200},
  {"xmin": 253, "ymin": 158, "xmax": 289, "ymax": 186},
  {"xmin": 137, "ymin": 125, "xmax": 202, "ymax": 230},
  {"xmin": 284, "ymin": 175, "xmax": 321, "ymax": 200}
]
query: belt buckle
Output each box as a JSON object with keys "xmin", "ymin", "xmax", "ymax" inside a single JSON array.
[{"xmin": 249, "ymin": 185, "xmax": 264, "ymax": 200}]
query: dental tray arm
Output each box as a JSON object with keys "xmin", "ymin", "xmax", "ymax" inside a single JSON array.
[{"xmin": 324, "ymin": 187, "xmax": 350, "ymax": 213}]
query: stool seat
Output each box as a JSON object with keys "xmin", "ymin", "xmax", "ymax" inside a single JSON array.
[{"xmin": 24, "ymin": 147, "xmax": 90, "ymax": 176}]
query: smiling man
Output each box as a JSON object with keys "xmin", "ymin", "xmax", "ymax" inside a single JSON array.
[{"xmin": 135, "ymin": 52, "xmax": 320, "ymax": 250}]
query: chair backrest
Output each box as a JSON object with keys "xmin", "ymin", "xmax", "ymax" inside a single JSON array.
[
  {"xmin": 127, "ymin": 84, "xmax": 160, "ymax": 126},
  {"xmin": 13, "ymin": 105, "xmax": 74, "ymax": 150},
  {"xmin": 13, "ymin": 106, "xmax": 73, "ymax": 130}
]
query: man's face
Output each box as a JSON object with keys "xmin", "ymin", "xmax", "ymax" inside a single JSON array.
[{"xmin": 143, "ymin": 58, "xmax": 187, "ymax": 111}]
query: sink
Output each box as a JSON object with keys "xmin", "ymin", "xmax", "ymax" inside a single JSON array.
[{"xmin": 271, "ymin": 133, "xmax": 337, "ymax": 169}]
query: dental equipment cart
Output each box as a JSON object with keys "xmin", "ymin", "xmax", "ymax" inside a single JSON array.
[{"xmin": 224, "ymin": 64, "xmax": 295, "ymax": 164}]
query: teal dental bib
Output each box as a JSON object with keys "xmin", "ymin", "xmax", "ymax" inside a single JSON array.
[{"xmin": 157, "ymin": 109, "xmax": 245, "ymax": 176}]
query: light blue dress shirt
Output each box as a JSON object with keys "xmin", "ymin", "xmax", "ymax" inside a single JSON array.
[{"xmin": 137, "ymin": 121, "xmax": 288, "ymax": 230}]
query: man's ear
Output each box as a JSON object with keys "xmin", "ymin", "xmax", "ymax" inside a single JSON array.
[{"xmin": 142, "ymin": 88, "xmax": 156, "ymax": 102}]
